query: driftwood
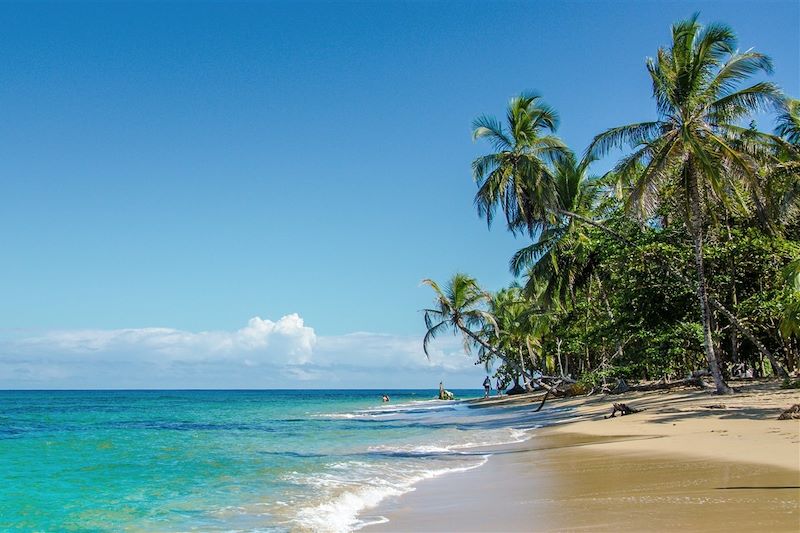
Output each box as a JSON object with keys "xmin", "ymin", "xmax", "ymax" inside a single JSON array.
[
  {"xmin": 608, "ymin": 377, "xmax": 705, "ymax": 394},
  {"xmin": 538, "ymin": 374, "xmax": 577, "ymax": 384},
  {"xmin": 777, "ymin": 404, "xmax": 800, "ymax": 420},
  {"xmin": 531, "ymin": 390, "xmax": 551, "ymax": 413},
  {"xmin": 604, "ymin": 402, "xmax": 642, "ymax": 419},
  {"xmin": 535, "ymin": 378, "xmax": 565, "ymax": 395}
]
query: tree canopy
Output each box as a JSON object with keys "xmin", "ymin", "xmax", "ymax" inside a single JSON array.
[{"xmin": 423, "ymin": 15, "xmax": 799, "ymax": 392}]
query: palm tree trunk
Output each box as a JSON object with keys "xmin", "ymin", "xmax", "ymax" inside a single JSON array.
[
  {"xmin": 525, "ymin": 337, "xmax": 537, "ymax": 368},
  {"xmin": 598, "ymin": 276, "xmax": 624, "ymax": 360},
  {"xmin": 686, "ymin": 171, "xmax": 732, "ymax": 394},
  {"xmin": 556, "ymin": 207, "xmax": 788, "ymax": 378},
  {"xmin": 725, "ymin": 221, "xmax": 740, "ymax": 364},
  {"xmin": 690, "ymin": 227, "xmax": 731, "ymax": 393},
  {"xmin": 518, "ymin": 346, "xmax": 532, "ymax": 391},
  {"xmin": 556, "ymin": 337, "xmax": 564, "ymax": 377},
  {"xmin": 460, "ymin": 326, "xmax": 505, "ymax": 362},
  {"xmin": 711, "ymin": 299, "xmax": 788, "ymax": 378},
  {"xmin": 459, "ymin": 326, "xmax": 561, "ymax": 395}
]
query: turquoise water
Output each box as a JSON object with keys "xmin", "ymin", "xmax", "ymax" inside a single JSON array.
[{"xmin": 0, "ymin": 390, "xmax": 545, "ymax": 532}]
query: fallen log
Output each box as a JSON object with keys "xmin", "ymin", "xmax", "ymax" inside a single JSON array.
[
  {"xmin": 604, "ymin": 402, "xmax": 642, "ymax": 418},
  {"xmin": 532, "ymin": 390, "xmax": 551, "ymax": 413},
  {"xmin": 777, "ymin": 404, "xmax": 800, "ymax": 420},
  {"xmin": 538, "ymin": 374, "xmax": 577, "ymax": 384},
  {"xmin": 608, "ymin": 377, "xmax": 705, "ymax": 394}
]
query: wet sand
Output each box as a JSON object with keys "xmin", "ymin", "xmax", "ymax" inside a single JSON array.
[{"xmin": 363, "ymin": 381, "xmax": 800, "ymax": 532}]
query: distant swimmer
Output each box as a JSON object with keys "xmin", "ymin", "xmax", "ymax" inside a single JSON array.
[{"xmin": 382, "ymin": 394, "xmax": 390, "ymax": 402}]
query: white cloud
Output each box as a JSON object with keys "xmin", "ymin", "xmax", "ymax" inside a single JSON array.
[
  {"xmin": 17, "ymin": 314, "xmax": 316, "ymax": 364},
  {"xmin": 0, "ymin": 314, "xmax": 488, "ymax": 389}
]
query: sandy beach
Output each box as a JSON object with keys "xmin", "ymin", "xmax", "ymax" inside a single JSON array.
[{"xmin": 363, "ymin": 381, "xmax": 800, "ymax": 532}]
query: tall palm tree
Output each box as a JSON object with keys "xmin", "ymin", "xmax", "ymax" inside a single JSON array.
[
  {"xmin": 421, "ymin": 274, "xmax": 501, "ymax": 360},
  {"xmin": 472, "ymin": 92, "xmax": 568, "ymax": 235},
  {"xmin": 587, "ymin": 15, "xmax": 784, "ymax": 393}
]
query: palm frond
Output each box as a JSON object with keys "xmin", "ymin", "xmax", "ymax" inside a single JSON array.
[
  {"xmin": 709, "ymin": 82, "xmax": 784, "ymax": 123},
  {"xmin": 587, "ymin": 121, "xmax": 665, "ymax": 158}
]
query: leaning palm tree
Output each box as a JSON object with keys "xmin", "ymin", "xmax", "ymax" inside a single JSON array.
[
  {"xmin": 472, "ymin": 92, "xmax": 568, "ymax": 235},
  {"xmin": 510, "ymin": 152, "xmax": 601, "ymax": 308},
  {"xmin": 422, "ymin": 274, "xmax": 500, "ymax": 360},
  {"xmin": 587, "ymin": 15, "xmax": 784, "ymax": 393}
]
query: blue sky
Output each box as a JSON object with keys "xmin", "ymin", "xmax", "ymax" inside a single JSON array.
[{"xmin": 1, "ymin": 1, "xmax": 797, "ymax": 388}]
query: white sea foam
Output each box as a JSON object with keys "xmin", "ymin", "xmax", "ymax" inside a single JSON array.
[
  {"xmin": 281, "ymin": 398, "xmax": 544, "ymax": 532},
  {"xmin": 289, "ymin": 457, "xmax": 489, "ymax": 533},
  {"xmin": 366, "ymin": 443, "xmax": 454, "ymax": 455},
  {"xmin": 314, "ymin": 399, "xmax": 460, "ymax": 420},
  {"xmin": 450, "ymin": 426, "xmax": 534, "ymax": 449},
  {"xmin": 285, "ymin": 424, "xmax": 533, "ymax": 532},
  {"xmin": 316, "ymin": 412, "xmax": 363, "ymax": 419},
  {"xmin": 366, "ymin": 426, "xmax": 533, "ymax": 457}
]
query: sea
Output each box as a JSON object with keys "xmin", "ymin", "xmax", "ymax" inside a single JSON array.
[{"xmin": 0, "ymin": 389, "xmax": 555, "ymax": 532}]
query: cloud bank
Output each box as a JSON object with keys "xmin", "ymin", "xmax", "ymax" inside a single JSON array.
[{"xmin": 0, "ymin": 314, "xmax": 484, "ymax": 389}]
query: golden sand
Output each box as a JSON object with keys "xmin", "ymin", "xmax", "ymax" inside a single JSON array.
[{"xmin": 363, "ymin": 381, "xmax": 800, "ymax": 532}]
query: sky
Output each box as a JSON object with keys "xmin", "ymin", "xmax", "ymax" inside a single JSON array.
[{"xmin": 0, "ymin": 0, "xmax": 798, "ymax": 389}]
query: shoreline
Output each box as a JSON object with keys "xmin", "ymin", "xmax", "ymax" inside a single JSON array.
[{"xmin": 361, "ymin": 381, "xmax": 800, "ymax": 532}]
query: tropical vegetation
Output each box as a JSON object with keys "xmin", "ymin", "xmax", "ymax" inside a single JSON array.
[{"xmin": 423, "ymin": 15, "xmax": 799, "ymax": 395}]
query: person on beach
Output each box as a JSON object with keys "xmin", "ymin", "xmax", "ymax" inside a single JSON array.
[
  {"xmin": 483, "ymin": 376, "xmax": 491, "ymax": 398},
  {"xmin": 496, "ymin": 378, "xmax": 505, "ymax": 396}
]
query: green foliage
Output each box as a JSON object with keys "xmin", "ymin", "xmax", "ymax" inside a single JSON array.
[
  {"xmin": 780, "ymin": 377, "xmax": 800, "ymax": 389},
  {"xmin": 424, "ymin": 16, "xmax": 800, "ymax": 387}
]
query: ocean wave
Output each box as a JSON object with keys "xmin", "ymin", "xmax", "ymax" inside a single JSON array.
[
  {"xmin": 365, "ymin": 427, "xmax": 534, "ymax": 458},
  {"xmin": 315, "ymin": 399, "xmax": 463, "ymax": 420},
  {"xmin": 287, "ymin": 457, "xmax": 489, "ymax": 533}
]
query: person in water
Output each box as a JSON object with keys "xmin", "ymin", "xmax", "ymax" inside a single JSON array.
[
  {"xmin": 482, "ymin": 376, "xmax": 491, "ymax": 398},
  {"xmin": 382, "ymin": 394, "xmax": 390, "ymax": 402}
]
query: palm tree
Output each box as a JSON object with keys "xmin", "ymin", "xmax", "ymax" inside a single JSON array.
[
  {"xmin": 479, "ymin": 286, "xmax": 543, "ymax": 389},
  {"xmin": 760, "ymin": 98, "xmax": 800, "ymax": 232},
  {"xmin": 780, "ymin": 259, "xmax": 800, "ymax": 339},
  {"xmin": 775, "ymin": 98, "xmax": 800, "ymax": 145},
  {"xmin": 512, "ymin": 153, "xmax": 628, "ymax": 375},
  {"xmin": 422, "ymin": 274, "xmax": 501, "ymax": 361},
  {"xmin": 423, "ymin": 276, "xmax": 562, "ymax": 393},
  {"xmin": 510, "ymin": 152, "xmax": 601, "ymax": 308},
  {"xmin": 587, "ymin": 15, "xmax": 784, "ymax": 393},
  {"xmin": 472, "ymin": 92, "xmax": 568, "ymax": 235}
]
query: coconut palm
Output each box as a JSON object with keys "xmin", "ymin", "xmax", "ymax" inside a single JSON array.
[
  {"xmin": 775, "ymin": 98, "xmax": 800, "ymax": 146},
  {"xmin": 472, "ymin": 92, "xmax": 568, "ymax": 235},
  {"xmin": 586, "ymin": 15, "xmax": 784, "ymax": 393},
  {"xmin": 780, "ymin": 259, "xmax": 800, "ymax": 339},
  {"xmin": 471, "ymin": 95, "xmax": 619, "ymax": 244},
  {"xmin": 421, "ymin": 274, "xmax": 501, "ymax": 360},
  {"xmin": 760, "ymin": 98, "xmax": 800, "ymax": 232},
  {"xmin": 477, "ymin": 286, "xmax": 544, "ymax": 388},
  {"xmin": 510, "ymin": 152, "xmax": 601, "ymax": 308}
]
